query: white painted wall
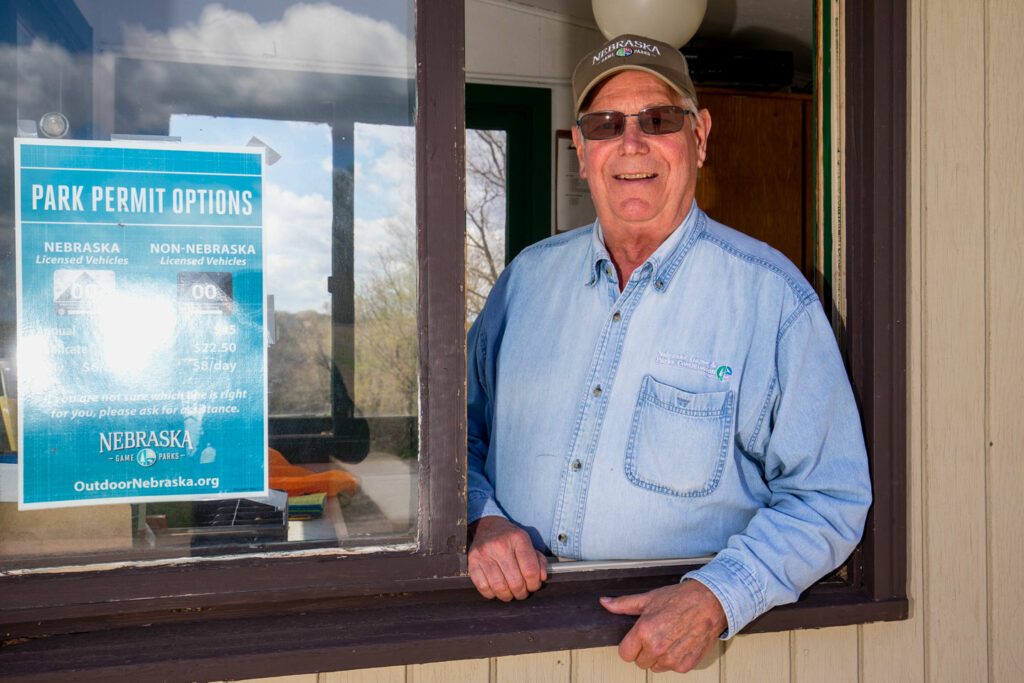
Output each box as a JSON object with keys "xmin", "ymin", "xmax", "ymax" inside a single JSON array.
[
  {"xmin": 466, "ymin": 0, "xmax": 605, "ymax": 235},
  {"xmin": 466, "ymin": 0, "xmax": 604, "ymax": 131}
]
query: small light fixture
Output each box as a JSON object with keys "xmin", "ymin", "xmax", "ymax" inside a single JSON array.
[
  {"xmin": 592, "ymin": 0, "xmax": 707, "ymax": 48},
  {"xmin": 38, "ymin": 112, "xmax": 70, "ymax": 138}
]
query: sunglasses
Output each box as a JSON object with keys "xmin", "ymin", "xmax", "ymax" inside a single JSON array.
[{"xmin": 576, "ymin": 105, "xmax": 691, "ymax": 141}]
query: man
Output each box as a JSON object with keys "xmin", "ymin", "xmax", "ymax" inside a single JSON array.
[{"xmin": 466, "ymin": 34, "xmax": 871, "ymax": 674}]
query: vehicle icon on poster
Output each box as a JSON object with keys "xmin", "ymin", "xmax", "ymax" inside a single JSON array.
[
  {"xmin": 177, "ymin": 271, "xmax": 233, "ymax": 315},
  {"xmin": 53, "ymin": 269, "xmax": 115, "ymax": 315}
]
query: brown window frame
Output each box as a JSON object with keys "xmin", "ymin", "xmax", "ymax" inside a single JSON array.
[{"xmin": 0, "ymin": 0, "xmax": 907, "ymax": 679}]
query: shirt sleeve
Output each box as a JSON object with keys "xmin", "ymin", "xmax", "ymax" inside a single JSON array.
[
  {"xmin": 683, "ymin": 299, "xmax": 873, "ymax": 637},
  {"xmin": 466, "ymin": 283, "xmax": 509, "ymax": 524}
]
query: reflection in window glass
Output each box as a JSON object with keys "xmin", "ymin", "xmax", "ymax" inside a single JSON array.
[
  {"xmin": 354, "ymin": 123, "xmax": 415, "ymax": 418},
  {"xmin": 0, "ymin": 0, "xmax": 418, "ymax": 570},
  {"xmin": 170, "ymin": 115, "xmax": 334, "ymax": 417}
]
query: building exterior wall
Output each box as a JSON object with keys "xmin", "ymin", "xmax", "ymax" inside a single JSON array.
[{"xmin": 233, "ymin": 0, "xmax": 1024, "ymax": 679}]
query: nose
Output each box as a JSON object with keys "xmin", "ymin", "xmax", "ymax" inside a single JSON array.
[{"xmin": 618, "ymin": 116, "xmax": 648, "ymax": 154}]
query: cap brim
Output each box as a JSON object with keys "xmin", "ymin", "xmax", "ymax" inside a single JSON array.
[{"xmin": 575, "ymin": 65, "xmax": 692, "ymax": 114}]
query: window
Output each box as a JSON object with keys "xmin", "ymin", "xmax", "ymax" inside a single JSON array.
[
  {"xmin": 0, "ymin": 0, "xmax": 906, "ymax": 678},
  {"xmin": 2, "ymin": 0, "xmax": 428, "ymax": 566},
  {"xmin": 1, "ymin": 0, "xmax": 464, "ymax": 627}
]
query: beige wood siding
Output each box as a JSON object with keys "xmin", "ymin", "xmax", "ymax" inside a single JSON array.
[
  {"xmin": 921, "ymin": 0, "xmax": 990, "ymax": 677},
  {"xmin": 495, "ymin": 651, "xmax": 570, "ymax": 683},
  {"xmin": 721, "ymin": 632, "xmax": 789, "ymax": 681},
  {"xmin": 236, "ymin": 0, "xmax": 1024, "ymax": 679},
  {"xmin": 985, "ymin": 0, "xmax": 1024, "ymax": 679}
]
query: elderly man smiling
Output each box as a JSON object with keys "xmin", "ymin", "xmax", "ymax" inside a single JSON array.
[{"xmin": 466, "ymin": 34, "xmax": 872, "ymax": 674}]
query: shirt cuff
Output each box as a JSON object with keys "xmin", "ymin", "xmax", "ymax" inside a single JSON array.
[
  {"xmin": 683, "ymin": 556, "xmax": 765, "ymax": 639},
  {"xmin": 467, "ymin": 493, "xmax": 508, "ymax": 524}
]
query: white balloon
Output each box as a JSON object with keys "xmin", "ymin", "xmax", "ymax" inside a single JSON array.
[{"xmin": 592, "ymin": 0, "xmax": 708, "ymax": 48}]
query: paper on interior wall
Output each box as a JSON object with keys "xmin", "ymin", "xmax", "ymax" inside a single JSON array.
[{"xmin": 555, "ymin": 132, "xmax": 596, "ymax": 233}]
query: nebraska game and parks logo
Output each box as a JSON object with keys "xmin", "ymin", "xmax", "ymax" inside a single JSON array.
[
  {"xmin": 593, "ymin": 38, "xmax": 662, "ymax": 65},
  {"xmin": 137, "ymin": 448, "xmax": 157, "ymax": 467}
]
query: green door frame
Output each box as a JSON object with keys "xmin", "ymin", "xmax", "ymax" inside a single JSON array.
[{"xmin": 466, "ymin": 83, "xmax": 552, "ymax": 261}]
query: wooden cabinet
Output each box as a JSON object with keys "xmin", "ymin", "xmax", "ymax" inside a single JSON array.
[{"xmin": 694, "ymin": 89, "xmax": 814, "ymax": 279}]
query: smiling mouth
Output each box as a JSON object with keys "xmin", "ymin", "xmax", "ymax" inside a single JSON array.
[{"xmin": 614, "ymin": 172, "xmax": 657, "ymax": 180}]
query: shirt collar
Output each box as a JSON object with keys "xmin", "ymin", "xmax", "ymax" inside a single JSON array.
[{"xmin": 584, "ymin": 200, "xmax": 705, "ymax": 291}]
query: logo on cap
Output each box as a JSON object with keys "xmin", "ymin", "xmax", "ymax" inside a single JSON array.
[{"xmin": 593, "ymin": 39, "xmax": 662, "ymax": 65}]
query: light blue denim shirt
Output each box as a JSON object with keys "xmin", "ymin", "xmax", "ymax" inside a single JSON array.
[{"xmin": 466, "ymin": 203, "xmax": 872, "ymax": 637}]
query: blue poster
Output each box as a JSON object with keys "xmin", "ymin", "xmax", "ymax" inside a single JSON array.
[{"xmin": 15, "ymin": 139, "xmax": 267, "ymax": 509}]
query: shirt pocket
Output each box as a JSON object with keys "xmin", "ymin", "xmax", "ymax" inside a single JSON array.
[{"xmin": 624, "ymin": 375, "xmax": 734, "ymax": 497}]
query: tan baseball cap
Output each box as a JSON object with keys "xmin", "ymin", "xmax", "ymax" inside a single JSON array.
[{"xmin": 572, "ymin": 34, "xmax": 698, "ymax": 115}]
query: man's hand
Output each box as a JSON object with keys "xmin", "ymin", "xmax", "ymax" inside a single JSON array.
[
  {"xmin": 467, "ymin": 515, "xmax": 547, "ymax": 601},
  {"xmin": 600, "ymin": 580, "xmax": 727, "ymax": 674}
]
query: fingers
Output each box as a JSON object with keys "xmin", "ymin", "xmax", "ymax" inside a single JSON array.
[
  {"xmin": 534, "ymin": 549, "xmax": 549, "ymax": 583},
  {"xmin": 616, "ymin": 623, "xmax": 644, "ymax": 666},
  {"xmin": 617, "ymin": 617, "xmax": 678, "ymax": 671},
  {"xmin": 512, "ymin": 544, "xmax": 544, "ymax": 594},
  {"xmin": 497, "ymin": 541, "xmax": 534, "ymax": 599},
  {"xmin": 677, "ymin": 638, "xmax": 716, "ymax": 673},
  {"xmin": 636, "ymin": 635, "xmax": 713, "ymax": 674},
  {"xmin": 467, "ymin": 557, "xmax": 502, "ymax": 599},
  {"xmin": 620, "ymin": 624, "xmax": 707, "ymax": 674},
  {"xmin": 632, "ymin": 644, "xmax": 660, "ymax": 672},
  {"xmin": 467, "ymin": 516, "xmax": 546, "ymax": 601},
  {"xmin": 469, "ymin": 542, "xmax": 521, "ymax": 601},
  {"xmin": 599, "ymin": 593, "xmax": 648, "ymax": 616},
  {"xmin": 607, "ymin": 582, "xmax": 727, "ymax": 674}
]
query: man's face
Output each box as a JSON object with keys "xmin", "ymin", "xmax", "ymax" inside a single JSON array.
[{"xmin": 572, "ymin": 71, "xmax": 711, "ymax": 243}]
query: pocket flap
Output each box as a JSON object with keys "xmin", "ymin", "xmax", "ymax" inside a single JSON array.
[{"xmin": 641, "ymin": 375, "xmax": 731, "ymax": 416}]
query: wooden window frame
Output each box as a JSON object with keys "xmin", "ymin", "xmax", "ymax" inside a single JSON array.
[{"xmin": 0, "ymin": 0, "xmax": 907, "ymax": 679}]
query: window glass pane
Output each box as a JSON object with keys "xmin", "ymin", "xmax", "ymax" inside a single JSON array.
[
  {"xmin": 353, "ymin": 123, "xmax": 416, "ymax": 417},
  {"xmin": 169, "ymin": 114, "xmax": 334, "ymax": 418},
  {"xmin": 0, "ymin": 0, "xmax": 418, "ymax": 569}
]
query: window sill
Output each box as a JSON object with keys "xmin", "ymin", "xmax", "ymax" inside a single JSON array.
[{"xmin": 0, "ymin": 562, "xmax": 908, "ymax": 683}]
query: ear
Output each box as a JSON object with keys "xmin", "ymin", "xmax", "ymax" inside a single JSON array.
[
  {"xmin": 693, "ymin": 109, "xmax": 712, "ymax": 168},
  {"xmin": 571, "ymin": 125, "xmax": 587, "ymax": 179}
]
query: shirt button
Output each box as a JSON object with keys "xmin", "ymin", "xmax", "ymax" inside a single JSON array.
[
  {"xmin": 557, "ymin": 533, "xmax": 568, "ymax": 543},
  {"xmin": 655, "ymin": 279, "xmax": 665, "ymax": 290},
  {"xmin": 604, "ymin": 265, "xmax": 612, "ymax": 276},
  {"xmin": 592, "ymin": 385, "xmax": 602, "ymax": 396},
  {"xmin": 612, "ymin": 311, "xmax": 621, "ymax": 322},
  {"xmin": 571, "ymin": 460, "xmax": 582, "ymax": 470}
]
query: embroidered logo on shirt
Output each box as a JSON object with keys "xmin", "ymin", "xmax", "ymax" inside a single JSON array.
[{"xmin": 655, "ymin": 351, "xmax": 731, "ymax": 382}]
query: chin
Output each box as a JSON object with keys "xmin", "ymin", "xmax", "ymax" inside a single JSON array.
[{"xmin": 612, "ymin": 202, "xmax": 657, "ymax": 223}]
